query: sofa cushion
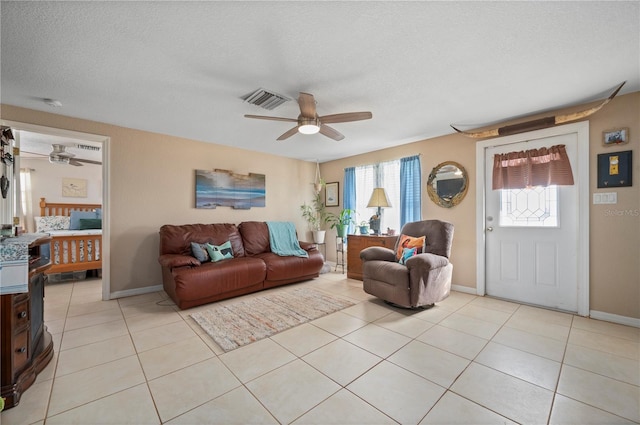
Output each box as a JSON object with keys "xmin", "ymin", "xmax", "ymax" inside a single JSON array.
[
  {"xmin": 238, "ymin": 221, "xmax": 271, "ymax": 256},
  {"xmin": 171, "ymin": 257, "xmax": 266, "ymax": 302},
  {"xmin": 256, "ymin": 251, "xmax": 324, "ymax": 282},
  {"xmin": 159, "ymin": 223, "xmax": 246, "ymax": 258}
]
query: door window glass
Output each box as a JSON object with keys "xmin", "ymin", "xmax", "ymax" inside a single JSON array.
[{"xmin": 499, "ymin": 185, "xmax": 558, "ymax": 227}]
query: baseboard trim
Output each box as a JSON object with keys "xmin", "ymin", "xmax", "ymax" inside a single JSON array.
[
  {"xmin": 451, "ymin": 284, "xmax": 477, "ymax": 295},
  {"xmin": 590, "ymin": 310, "xmax": 640, "ymax": 328},
  {"xmin": 109, "ymin": 284, "xmax": 164, "ymax": 300}
]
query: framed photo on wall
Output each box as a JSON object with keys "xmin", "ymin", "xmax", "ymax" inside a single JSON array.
[
  {"xmin": 325, "ymin": 182, "xmax": 339, "ymax": 207},
  {"xmin": 62, "ymin": 178, "xmax": 88, "ymax": 198},
  {"xmin": 603, "ymin": 128, "xmax": 629, "ymax": 146}
]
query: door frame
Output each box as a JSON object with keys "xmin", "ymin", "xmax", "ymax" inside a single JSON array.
[
  {"xmin": 475, "ymin": 121, "xmax": 590, "ymax": 316},
  {"xmin": 1, "ymin": 119, "xmax": 111, "ymax": 302}
]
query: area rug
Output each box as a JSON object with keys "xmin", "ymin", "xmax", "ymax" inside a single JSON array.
[{"xmin": 191, "ymin": 287, "xmax": 355, "ymax": 351}]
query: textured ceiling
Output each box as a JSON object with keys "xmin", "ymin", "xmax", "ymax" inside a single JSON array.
[{"xmin": 1, "ymin": 1, "xmax": 638, "ymax": 163}]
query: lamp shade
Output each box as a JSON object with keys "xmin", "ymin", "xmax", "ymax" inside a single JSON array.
[{"xmin": 367, "ymin": 187, "xmax": 391, "ymax": 208}]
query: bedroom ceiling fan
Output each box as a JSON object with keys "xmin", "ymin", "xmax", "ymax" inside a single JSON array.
[
  {"xmin": 244, "ymin": 92, "xmax": 372, "ymax": 141},
  {"xmin": 49, "ymin": 144, "xmax": 101, "ymax": 166},
  {"xmin": 24, "ymin": 144, "xmax": 102, "ymax": 166}
]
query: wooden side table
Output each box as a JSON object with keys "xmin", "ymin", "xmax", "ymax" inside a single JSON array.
[{"xmin": 347, "ymin": 234, "xmax": 398, "ymax": 280}]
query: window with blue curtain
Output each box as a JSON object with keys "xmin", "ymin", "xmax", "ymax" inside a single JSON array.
[
  {"xmin": 344, "ymin": 155, "xmax": 421, "ymax": 233},
  {"xmin": 400, "ymin": 155, "xmax": 421, "ymax": 227},
  {"xmin": 343, "ymin": 167, "xmax": 356, "ymax": 234}
]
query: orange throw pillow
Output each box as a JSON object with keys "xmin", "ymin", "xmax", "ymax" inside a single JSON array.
[{"xmin": 395, "ymin": 234, "xmax": 426, "ymax": 261}]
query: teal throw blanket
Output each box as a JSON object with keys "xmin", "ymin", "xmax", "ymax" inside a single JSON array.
[{"xmin": 266, "ymin": 221, "xmax": 309, "ymax": 258}]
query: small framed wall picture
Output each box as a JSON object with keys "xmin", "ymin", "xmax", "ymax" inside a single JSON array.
[
  {"xmin": 325, "ymin": 182, "xmax": 339, "ymax": 207},
  {"xmin": 62, "ymin": 178, "xmax": 88, "ymax": 197},
  {"xmin": 597, "ymin": 150, "xmax": 632, "ymax": 188},
  {"xmin": 603, "ymin": 127, "xmax": 629, "ymax": 146}
]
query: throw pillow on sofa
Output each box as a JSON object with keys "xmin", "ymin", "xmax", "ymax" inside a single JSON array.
[
  {"xmin": 395, "ymin": 234, "xmax": 426, "ymax": 261},
  {"xmin": 206, "ymin": 241, "xmax": 234, "ymax": 262},
  {"xmin": 190, "ymin": 242, "xmax": 210, "ymax": 262},
  {"xmin": 399, "ymin": 247, "xmax": 417, "ymax": 264}
]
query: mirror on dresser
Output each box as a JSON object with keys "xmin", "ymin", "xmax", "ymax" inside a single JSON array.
[{"xmin": 426, "ymin": 161, "xmax": 469, "ymax": 208}]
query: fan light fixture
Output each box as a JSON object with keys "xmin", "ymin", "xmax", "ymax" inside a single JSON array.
[
  {"xmin": 298, "ymin": 118, "xmax": 320, "ymax": 135},
  {"xmin": 245, "ymin": 92, "xmax": 372, "ymax": 141},
  {"xmin": 49, "ymin": 156, "xmax": 70, "ymax": 165}
]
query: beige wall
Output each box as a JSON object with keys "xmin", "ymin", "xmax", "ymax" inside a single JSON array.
[
  {"xmin": 1, "ymin": 105, "xmax": 319, "ymax": 295},
  {"xmin": 2, "ymin": 92, "xmax": 638, "ymax": 319},
  {"xmin": 321, "ymin": 92, "xmax": 639, "ymax": 319}
]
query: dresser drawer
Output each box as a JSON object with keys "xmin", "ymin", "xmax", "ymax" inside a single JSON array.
[
  {"xmin": 13, "ymin": 329, "xmax": 30, "ymax": 371},
  {"xmin": 377, "ymin": 238, "xmax": 396, "ymax": 248},
  {"xmin": 14, "ymin": 298, "xmax": 30, "ymax": 330}
]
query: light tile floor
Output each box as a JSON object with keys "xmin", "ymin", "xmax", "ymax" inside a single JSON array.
[{"xmin": 2, "ymin": 272, "xmax": 639, "ymax": 425}]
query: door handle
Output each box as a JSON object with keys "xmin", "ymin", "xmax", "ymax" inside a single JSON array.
[{"xmin": 486, "ymin": 227, "xmax": 493, "ymax": 232}]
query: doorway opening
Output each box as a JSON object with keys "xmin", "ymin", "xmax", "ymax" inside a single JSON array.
[{"xmin": 1, "ymin": 119, "xmax": 111, "ymax": 300}]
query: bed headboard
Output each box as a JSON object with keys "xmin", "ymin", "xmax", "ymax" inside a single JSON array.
[{"xmin": 39, "ymin": 197, "xmax": 102, "ymax": 217}]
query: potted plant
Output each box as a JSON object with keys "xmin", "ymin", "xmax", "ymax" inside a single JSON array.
[
  {"xmin": 326, "ymin": 208, "xmax": 356, "ymax": 238},
  {"xmin": 300, "ymin": 192, "xmax": 328, "ymax": 243}
]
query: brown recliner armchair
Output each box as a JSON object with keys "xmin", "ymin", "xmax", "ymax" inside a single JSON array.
[{"xmin": 360, "ymin": 220, "xmax": 454, "ymax": 308}]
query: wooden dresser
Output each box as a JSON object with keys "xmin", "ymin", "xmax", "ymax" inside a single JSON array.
[
  {"xmin": 1, "ymin": 234, "xmax": 54, "ymax": 409},
  {"xmin": 347, "ymin": 234, "xmax": 398, "ymax": 280}
]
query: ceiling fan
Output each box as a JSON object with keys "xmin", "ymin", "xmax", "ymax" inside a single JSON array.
[
  {"xmin": 244, "ymin": 92, "xmax": 372, "ymax": 141},
  {"xmin": 24, "ymin": 144, "xmax": 102, "ymax": 166}
]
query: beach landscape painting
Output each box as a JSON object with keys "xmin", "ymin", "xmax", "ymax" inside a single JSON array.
[{"xmin": 196, "ymin": 169, "xmax": 266, "ymax": 209}]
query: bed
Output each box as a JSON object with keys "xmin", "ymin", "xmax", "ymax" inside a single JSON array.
[{"xmin": 38, "ymin": 197, "xmax": 102, "ymax": 276}]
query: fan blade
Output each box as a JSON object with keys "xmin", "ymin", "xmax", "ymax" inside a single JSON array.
[
  {"xmin": 75, "ymin": 158, "xmax": 102, "ymax": 165},
  {"xmin": 319, "ymin": 124, "xmax": 344, "ymax": 141},
  {"xmin": 319, "ymin": 111, "xmax": 372, "ymax": 124},
  {"xmin": 277, "ymin": 126, "xmax": 300, "ymax": 141},
  {"xmin": 298, "ymin": 93, "xmax": 317, "ymax": 118},
  {"xmin": 244, "ymin": 114, "xmax": 297, "ymax": 123},
  {"xmin": 68, "ymin": 159, "xmax": 84, "ymax": 167},
  {"xmin": 21, "ymin": 150, "xmax": 48, "ymax": 157}
]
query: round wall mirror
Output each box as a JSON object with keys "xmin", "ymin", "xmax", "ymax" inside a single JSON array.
[{"xmin": 427, "ymin": 161, "xmax": 469, "ymax": 208}]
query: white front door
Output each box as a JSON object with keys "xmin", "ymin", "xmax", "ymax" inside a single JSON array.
[{"xmin": 481, "ymin": 125, "xmax": 588, "ymax": 313}]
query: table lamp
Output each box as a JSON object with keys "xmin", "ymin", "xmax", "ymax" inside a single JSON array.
[{"xmin": 367, "ymin": 187, "xmax": 391, "ymax": 235}]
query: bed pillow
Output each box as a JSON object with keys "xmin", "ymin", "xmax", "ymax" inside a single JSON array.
[
  {"xmin": 78, "ymin": 218, "xmax": 102, "ymax": 230},
  {"xmin": 35, "ymin": 215, "xmax": 71, "ymax": 233},
  {"xmin": 190, "ymin": 242, "xmax": 210, "ymax": 262},
  {"xmin": 70, "ymin": 211, "xmax": 98, "ymax": 230},
  {"xmin": 94, "ymin": 208, "xmax": 102, "ymax": 219},
  {"xmin": 395, "ymin": 234, "xmax": 426, "ymax": 262},
  {"xmin": 205, "ymin": 241, "xmax": 234, "ymax": 262}
]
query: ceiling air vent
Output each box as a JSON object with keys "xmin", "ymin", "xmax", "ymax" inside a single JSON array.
[
  {"xmin": 76, "ymin": 143, "xmax": 100, "ymax": 151},
  {"xmin": 242, "ymin": 88, "xmax": 291, "ymax": 110}
]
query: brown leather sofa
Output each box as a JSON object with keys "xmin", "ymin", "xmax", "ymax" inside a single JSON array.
[{"xmin": 158, "ymin": 221, "xmax": 324, "ymax": 309}]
